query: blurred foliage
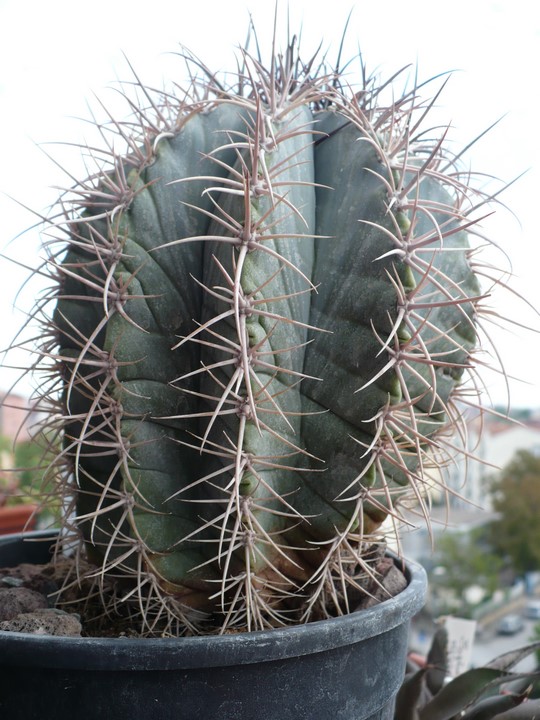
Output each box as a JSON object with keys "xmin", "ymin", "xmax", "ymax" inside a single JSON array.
[
  {"xmin": 489, "ymin": 450, "xmax": 540, "ymax": 575},
  {"xmin": 0, "ymin": 432, "xmax": 61, "ymax": 522},
  {"xmin": 531, "ymin": 622, "xmax": 540, "ymax": 668},
  {"xmin": 429, "ymin": 527, "xmax": 503, "ymax": 614}
]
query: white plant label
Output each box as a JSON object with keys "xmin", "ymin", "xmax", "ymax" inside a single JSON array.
[{"xmin": 444, "ymin": 616, "xmax": 477, "ymax": 677}]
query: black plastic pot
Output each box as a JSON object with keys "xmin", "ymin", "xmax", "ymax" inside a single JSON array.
[{"xmin": 0, "ymin": 531, "xmax": 426, "ymax": 720}]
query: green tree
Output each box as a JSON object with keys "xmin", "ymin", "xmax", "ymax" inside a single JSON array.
[
  {"xmin": 430, "ymin": 527, "xmax": 502, "ymax": 603},
  {"xmin": 530, "ymin": 622, "xmax": 540, "ymax": 669},
  {"xmin": 490, "ymin": 450, "xmax": 540, "ymax": 574},
  {"xmin": 14, "ymin": 439, "xmax": 47, "ymax": 490},
  {"xmin": 0, "ymin": 432, "xmax": 61, "ymax": 521}
]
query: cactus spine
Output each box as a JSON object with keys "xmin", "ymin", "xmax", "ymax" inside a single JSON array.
[{"xmin": 32, "ymin": 34, "xmax": 490, "ymax": 635}]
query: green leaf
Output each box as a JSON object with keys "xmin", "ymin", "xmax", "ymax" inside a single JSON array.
[
  {"xmin": 425, "ymin": 628, "xmax": 449, "ymax": 696},
  {"xmin": 419, "ymin": 668, "xmax": 515, "ymax": 720},
  {"xmin": 460, "ymin": 694, "xmax": 528, "ymax": 720},
  {"xmin": 495, "ymin": 699, "xmax": 540, "ymax": 718},
  {"xmin": 394, "ymin": 667, "xmax": 430, "ymax": 720},
  {"xmin": 486, "ymin": 642, "xmax": 540, "ymax": 672}
]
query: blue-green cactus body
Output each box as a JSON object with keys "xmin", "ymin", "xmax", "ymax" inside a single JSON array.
[{"xmin": 50, "ymin": 48, "xmax": 483, "ymax": 633}]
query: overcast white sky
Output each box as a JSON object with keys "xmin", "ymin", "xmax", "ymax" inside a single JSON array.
[{"xmin": 0, "ymin": 0, "xmax": 538, "ymax": 410}]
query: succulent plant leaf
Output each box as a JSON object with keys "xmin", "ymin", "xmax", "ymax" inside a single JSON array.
[{"xmin": 418, "ymin": 668, "xmax": 529, "ymax": 720}]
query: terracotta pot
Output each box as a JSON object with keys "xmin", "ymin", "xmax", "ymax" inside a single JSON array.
[{"xmin": 0, "ymin": 505, "xmax": 38, "ymax": 535}]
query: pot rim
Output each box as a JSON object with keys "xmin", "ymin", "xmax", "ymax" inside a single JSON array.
[{"xmin": 0, "ymin": 530, "xmax": 426, "ymax": 671}]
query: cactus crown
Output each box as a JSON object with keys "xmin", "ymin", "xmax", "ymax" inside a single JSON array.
[{"xmin": 14, "ymin": 22, "xmax": 509, "ymax": 636}]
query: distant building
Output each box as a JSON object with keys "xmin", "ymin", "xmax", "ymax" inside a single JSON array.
[
  {"xmin": 399, "ymin": 407, "xmax": 540, "ymax": 563},
  {"xmin": 445, "ymin": 411, "xmax": 540, "ymax": 513}
]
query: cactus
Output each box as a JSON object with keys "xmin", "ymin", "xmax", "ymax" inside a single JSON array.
[{"xmin": 24, "ymin": 29, "xmax": 500, "ymax": 636}]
